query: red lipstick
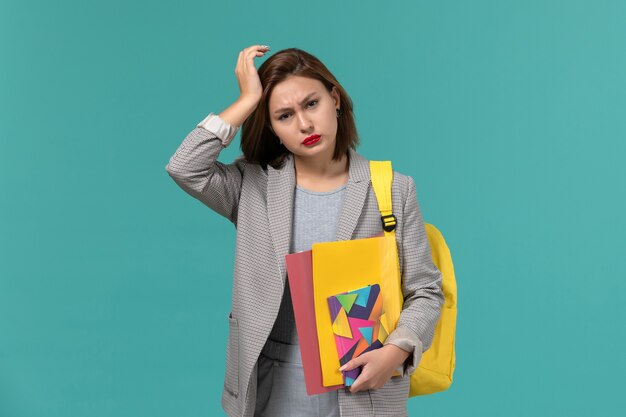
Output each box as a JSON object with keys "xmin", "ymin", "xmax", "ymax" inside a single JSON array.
[{"xmin": 302, "ymin": 134, "xmax": 321, "ymax": 146}]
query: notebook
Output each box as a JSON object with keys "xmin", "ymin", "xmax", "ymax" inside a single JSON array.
[{"xmin": 327, "ymin": 283, "xmax": 388, "ymax": 386}]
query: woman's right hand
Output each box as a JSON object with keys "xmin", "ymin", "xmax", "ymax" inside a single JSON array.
[
  {"xmin": 235, "ymin": 44, "xmax": 270, "ymax": 103},
  {"xmin": 219, "ymin": 45, "xmax": 270, "ymax": 127}
]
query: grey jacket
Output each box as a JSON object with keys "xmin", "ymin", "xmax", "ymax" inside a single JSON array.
[{"xmin": 165, "ymin": 113, "xmax": 444, "ymax": 417}]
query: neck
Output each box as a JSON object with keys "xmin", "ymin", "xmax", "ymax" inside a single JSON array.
[{"xmin": 294, "ymin": 150, "xmax": 349, "ymax": 181}]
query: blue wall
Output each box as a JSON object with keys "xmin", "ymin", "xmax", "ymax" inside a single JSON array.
[{"xmin": 1, "ymin": 1, "xmax": 624, "ymax": 416}]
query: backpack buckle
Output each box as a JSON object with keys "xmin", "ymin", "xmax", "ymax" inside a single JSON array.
[{"xmin": 381, "ymin": 214, "xmax": 397, "ymax": 232}]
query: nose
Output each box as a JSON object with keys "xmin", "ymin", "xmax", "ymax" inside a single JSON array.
[{"xmin": 296, "ymin": 111, "xmax": 313, "ymax": 132}]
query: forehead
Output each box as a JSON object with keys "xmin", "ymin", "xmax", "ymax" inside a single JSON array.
[{"xmin": 268, "ymin": 76, "xmax": 325, "ymax": 108}]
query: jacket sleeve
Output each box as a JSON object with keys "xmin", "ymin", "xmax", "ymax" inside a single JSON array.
[
  {"xmin": 165, "ymin": 112, "xmax": 247, "ymax": 225},
  {"xmin": 383, "ymin": 175, "xmax": 445, "ymax": 377}
]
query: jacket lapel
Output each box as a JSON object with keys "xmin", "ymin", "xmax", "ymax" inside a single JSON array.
[
  {"xmin": 334, "ymin": 148, "xmax": 371, "ymax": 241},
  {"xmin": 267, "ymin": 148, "xmax": 372, "ymax": 287},
  {"xmin": 267, "ymin": 153, "xmax": 296, "ymax": 286}
]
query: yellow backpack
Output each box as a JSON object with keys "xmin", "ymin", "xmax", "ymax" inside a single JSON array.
[{"xmin": 370, "ymin": 160, "xmax": 457, "ymax": 396}]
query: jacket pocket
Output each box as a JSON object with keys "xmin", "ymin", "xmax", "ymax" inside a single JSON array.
[
  {"xmin": 224, "ymin": 312, "xmax": 239, "ymax": 397},
  {"xmin": 370, "ymin": 374, "xmax": 410, "ymax": 416}
]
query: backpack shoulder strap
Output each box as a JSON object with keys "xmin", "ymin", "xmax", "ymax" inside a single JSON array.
[{"xmin": 369, "ymin": 160, "xmax": 396, "ymax": 236}]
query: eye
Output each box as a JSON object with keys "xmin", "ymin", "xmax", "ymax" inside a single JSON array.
[{"xmin": 277, "ymin": 100, "xmax": 318, "ymax": 121}]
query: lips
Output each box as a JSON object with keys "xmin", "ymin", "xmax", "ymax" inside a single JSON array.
[{"xmin": 303, "ymin": 134, "xmax": 321, "ymax": 145}]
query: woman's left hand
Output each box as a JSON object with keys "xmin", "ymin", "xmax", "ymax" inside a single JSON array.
[{"xmin": 339, "ymin": 344, "xmax": 410, "ymax": 393}]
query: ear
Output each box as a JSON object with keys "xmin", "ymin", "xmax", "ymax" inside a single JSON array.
[{"xmin": 331, "ymin": 85, "xmax": 340, "ymax": 109}]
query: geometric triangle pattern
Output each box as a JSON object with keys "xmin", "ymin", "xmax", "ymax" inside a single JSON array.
[
  {"xmin": 336, "ymin": 293, "xmax": 358, "ymax": 314},
  {"xmin": 327, "ymin": 283, "xmax": 385, "ymax": 386},
  {"xmin": 359, "ymin": 326, "xmax": 373, "ymax": 344},
  {"xmin": 353, "ymin": 286, "xmax": 371, "ymax": 307},
  {"xmin": 331, "ymin": 307, "xmax": 352, "ymax": 339}
]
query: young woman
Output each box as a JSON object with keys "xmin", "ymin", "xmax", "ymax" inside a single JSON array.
[{"xmin": 165, "ymin": 45, "xmax": 444, "ymax": 417}]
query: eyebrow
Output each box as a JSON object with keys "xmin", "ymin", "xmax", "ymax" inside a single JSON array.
[{"xmin": 273, "ymin": 92, "xmax": 319, "ymax": 115}]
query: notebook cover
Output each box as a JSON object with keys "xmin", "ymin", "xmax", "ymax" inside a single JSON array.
[
  {"xmin": 312, "ymin": 233, "xmax": 404, "ymax": 387},
  {"xmin": 285, "ymin": 250, "xmax": 344, "ymax": 395},
  {"xmin": 327, "ymin": 283, "xmax": 387, "ymax": 386}
]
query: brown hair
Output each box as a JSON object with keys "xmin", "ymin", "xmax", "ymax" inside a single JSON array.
[{"xmin": 240, "ymin": 48, "xmax": 359, "ymax": 170}]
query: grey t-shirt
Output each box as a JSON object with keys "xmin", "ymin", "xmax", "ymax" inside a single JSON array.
[{"xmin": 267, "ymin": 182, "xmax": 348, "ymax": 345}]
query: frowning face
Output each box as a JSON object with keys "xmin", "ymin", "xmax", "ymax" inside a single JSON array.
[{"xmin": 268, "ymin": 75, "xmax": 341, "ymax": 163}]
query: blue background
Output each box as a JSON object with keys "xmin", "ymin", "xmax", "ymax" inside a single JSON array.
[{"xmin": 1, "ymin": 0, "xmax": 624, "ymax": 416}]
